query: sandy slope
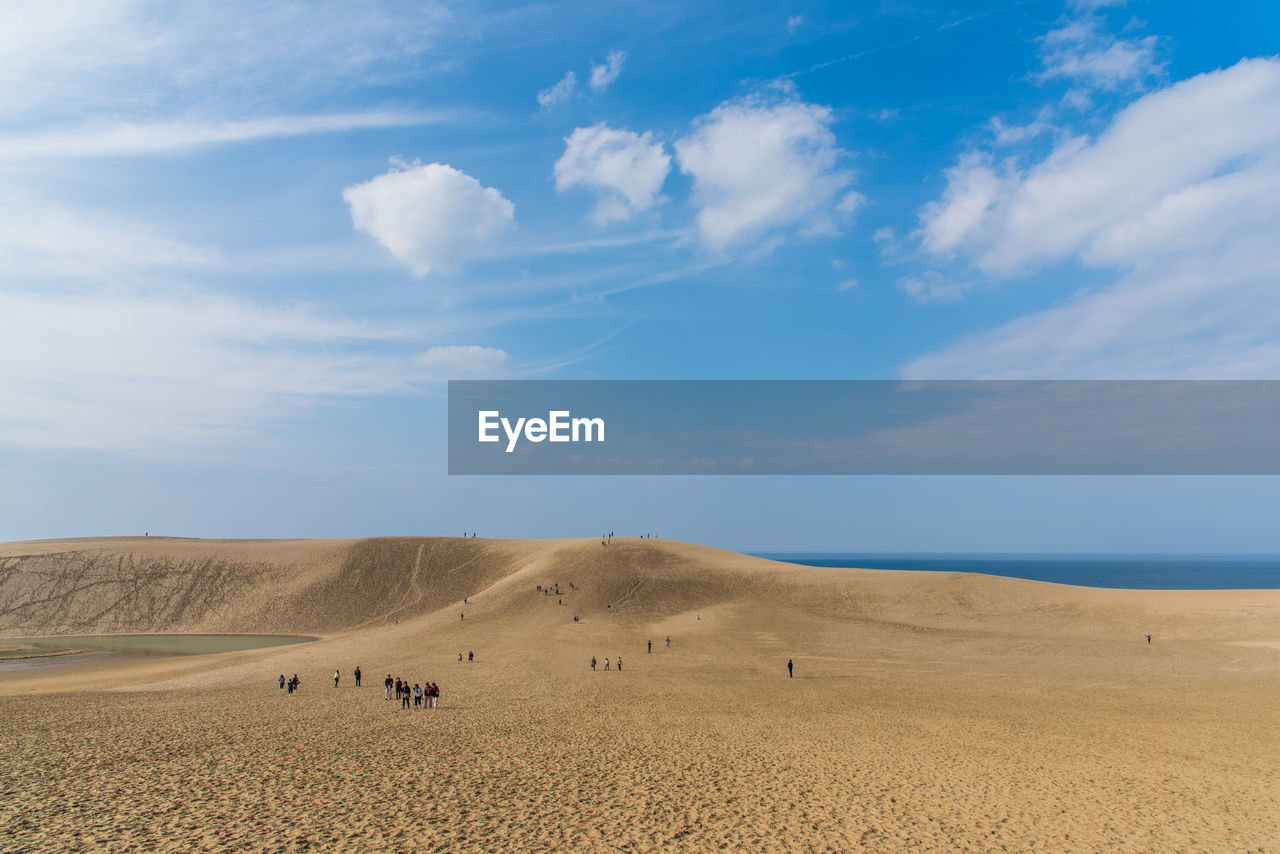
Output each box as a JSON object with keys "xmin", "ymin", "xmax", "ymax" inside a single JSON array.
[{"xmin": 2, "ymin": 537, "xmax": 1278, "ymax": 851}]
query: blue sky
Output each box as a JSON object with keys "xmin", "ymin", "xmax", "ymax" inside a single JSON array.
[{"xmin": 3, "ymin": 0, "xmax": 1280, "ymax": 550}]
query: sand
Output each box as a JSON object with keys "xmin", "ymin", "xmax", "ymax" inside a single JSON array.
[{"xmin": 2, "ymin": 536, "xmax": 1279, "ymax": 852}]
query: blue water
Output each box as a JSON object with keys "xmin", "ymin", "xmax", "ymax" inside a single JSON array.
[{"xmin": 753, "ymin": 553, "xmax": 1280, "ymax": 590}]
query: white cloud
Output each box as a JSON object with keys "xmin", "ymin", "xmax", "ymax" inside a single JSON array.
[
  {"xmin": 0, "ymin": 289, "xmax": 508, "ymax": 450},
  {"xmin": 553, "ymin": 123, "xmax": 671, "ymax": 225},
  {"xmin": 343, "ymin": 160, "xmax": 515, "ymax": 276},
  {"xmin": 897, "ymin": 272, "xmax": 970, "ymax": 305},
  {"xmin": 0, "ymin": 111, "xmax": 461, "ymax": 160},
  {"xmin": 1040, "ymin": 15, "xmax": 1160, "ymax": 93},
  {"xmin": 836, "ymin": 278, "xmax": 858, "ymax": 293},
  {"xmin": 589, "ymin": 50, "xmax": 627, "ymax": 92},
  {"xmin": 787, "ymin": 15, "xmax": 804, "ymax": 33},
  {"xmin": 0, "ymin": 196, "xmax": 217, "ymax": 277},
  {"xmin": 990, "ymin": 114, "xmax": 1053, "ymax": 146},
  {"xmin": 0, "ymin": 0, "xmax": 452, "ymax": 119},
  {"xmin": 908, "ymin": 57, "xmax": 1280, "ymax": 378},
  {"xmin": 415, "ymin": 345, "xmax": 510, "ymax": 376},
  {"xmin": 918, "ymin": 155, "xmax": 1004, "ymax": 257},
  {"xmin": 674, "ymin": 94, "xmax": 859, "ymax": 251},
  {"xmin": 537, "ymin": 71, "xmax": 577, "ymax": 109},
  {"xmin": 921, "ymin": 58, "xmax": 1280, "ymax": 274}
]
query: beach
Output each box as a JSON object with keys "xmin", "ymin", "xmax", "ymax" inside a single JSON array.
[{"xmin": 3, "ymin": 537, "xmax": 1279, "ymax": 851}]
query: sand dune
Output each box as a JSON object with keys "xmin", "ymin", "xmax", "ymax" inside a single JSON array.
[{"xmin": 2, "ymin": 537, "xmax": 1279, "ymax": 851}]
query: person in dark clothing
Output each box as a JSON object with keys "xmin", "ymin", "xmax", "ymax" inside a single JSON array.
[
  {"xmin": 401, "ymin": 684, "xmax": 411, "ymax": 709},
  {"xmin": 648, "ymin": 640, "xmax": 652, "ymax": 653},
  {"xmin": 787, "ymin": 659, "xmax": 793, "ymax": 678},
  {"xmin": 354, "ymin": 666, "xmax": 361, "ymax": 687}
]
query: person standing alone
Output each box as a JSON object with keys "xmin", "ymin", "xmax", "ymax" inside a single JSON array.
[{"xmin": 787, "ymin": 659, "xmax": 793, "ymax": 678}]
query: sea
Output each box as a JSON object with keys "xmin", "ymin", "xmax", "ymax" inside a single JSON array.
[{"xmin": 753, "ymin": 553, "xmax": 1280, "ymax": 590}]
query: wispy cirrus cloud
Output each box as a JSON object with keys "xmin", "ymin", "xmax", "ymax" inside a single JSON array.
[
  {"xmin": 0, "ymin": 289, "xmax": 510, "ymax": 450},
  {"xmin": 0, "ymin": 110, "xmax": 468, "ymax": 160}
]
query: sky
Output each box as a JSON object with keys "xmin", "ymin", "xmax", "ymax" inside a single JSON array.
[{"xmin": 3, "ymin": 0, "xmax": 1280, "ymax": 551}]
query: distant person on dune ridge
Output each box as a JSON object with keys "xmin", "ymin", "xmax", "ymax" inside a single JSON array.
[
  {"xmin": 666, "ymin": 636, "xmax": 670, "ymax": 647},
  {"xmin": 648, "ymin": 640, "xmax": 651, "ymax": 653},
  {"xmin": 468, "ymin": 651, "xmax": 474, "ymax": 662},
  {"xmin": 788, "ymin": 659, "xmax": 793, "ymax": 678},
  {"xmin": 591, "ymin": 656, "xmax": 596, "ymax": 671}
]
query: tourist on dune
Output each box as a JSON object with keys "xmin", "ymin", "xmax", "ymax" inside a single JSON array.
[
  {"xmin": 333, "ymin": 669, "xmax": 340, "ymax": 688},
  {"xmin": 385, "ymin": 674, "xmax": 393, "ymax": 699},
  {"xmin": 278, "ymin": 674, "xmax": 285, "ymax": 690},
  {"xmin": 354, "ymin": 666, "xmax": 361, "ymax": 687}
]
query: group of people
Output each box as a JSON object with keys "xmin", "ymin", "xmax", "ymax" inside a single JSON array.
[
  {"xmin": 277, "ymin": 673, "xmax": 301, "ymax": 693},
  {"xmin": 385, "ymin": 674, "xmax": 440, "ymax": 709},
  {"xmin": 589, "ymin": 656, "xmax": 621, "ymax": 671}
]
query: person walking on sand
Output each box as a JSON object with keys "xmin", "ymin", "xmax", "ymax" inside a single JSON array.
[
  {"xmin": 413, "ymin": 683, "xmax": 422, "ymax": 708},
  {"xmin": 604, "ymin": 657, "xmax": 610, "ymax": 671},
  {"xmin": 468, "ymin": 651, "xmax": 474, "ymax": 663},
  {"xmin": 431, "ymin": 683, "xmax": 440, "ymax": 709},
  {"xmin": 648, "ymin": 640, "xmax": 652, "ymax": 653},
  {"xmin": 666, "ymin": 636, "xmax": 670, "ymax": 647},
  {"xmin": 334, "ymin": 669, "xmax": 340, "ymax": 688},
  {"xmin": 787, "ymin": 659, "xmax": 793, "ymax": 678},
  {"xmin": 385, "ymin": 674, "xmax": 393, "ymax": 700},
  {"xmin": 401, "ymin": 684, "xmax": 411, "ymax": 710},
  {"xmin": 617, "ymin": 657, "xmax": 622, "ymax": 671},
  {"xmin": 354, "ymin": 666, "xmax": 361, "ymax": 687},
  {"xmin": 591, "ymin": 656, "xmax": 597, "ymax": 671},
  {"xmin": 1147, "ymin": 634, "xmax": 1152, "ymax": 644},
  {"xmin": 278, "ymin": 674, "xmax": 285, "ymax": 690}
]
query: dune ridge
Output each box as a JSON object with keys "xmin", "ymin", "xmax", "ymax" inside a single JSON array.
[{"xmin": 2, "ymin": 536, "xmax": 1279, "ymax": 851}]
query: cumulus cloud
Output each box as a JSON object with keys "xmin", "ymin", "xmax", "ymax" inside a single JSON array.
[
  {"xmin": 537, "ymin": 71, "xmax": 577, "ymax": 109},
  {"xmin": 1040, "ymin": 15, "xmax": 1161, "ymax": 93},
  {"xmin": 343, "ymin": 160, "xmax": 514, "ymax": 276},
  {"xmin": 0, "ymin": 289, "xmax": 509, "ymax": 449},
  {"xmin": 920, "ymin": 58, "xmax": 1280, "ymax": 274},
  {"xmin": 589, "ymin": 50, "xmax": 627, "ymax": 92},
  {"xmin": 674, "ymin": 94, "xmax": 860, "ymax": 251},
  {"xmin": 908, "ymin": 57, "xmax": 1280, "ymax": 377},
  {"xmin": 553, "ymin": 123, "xmax": 671, "ymax": 225}
]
